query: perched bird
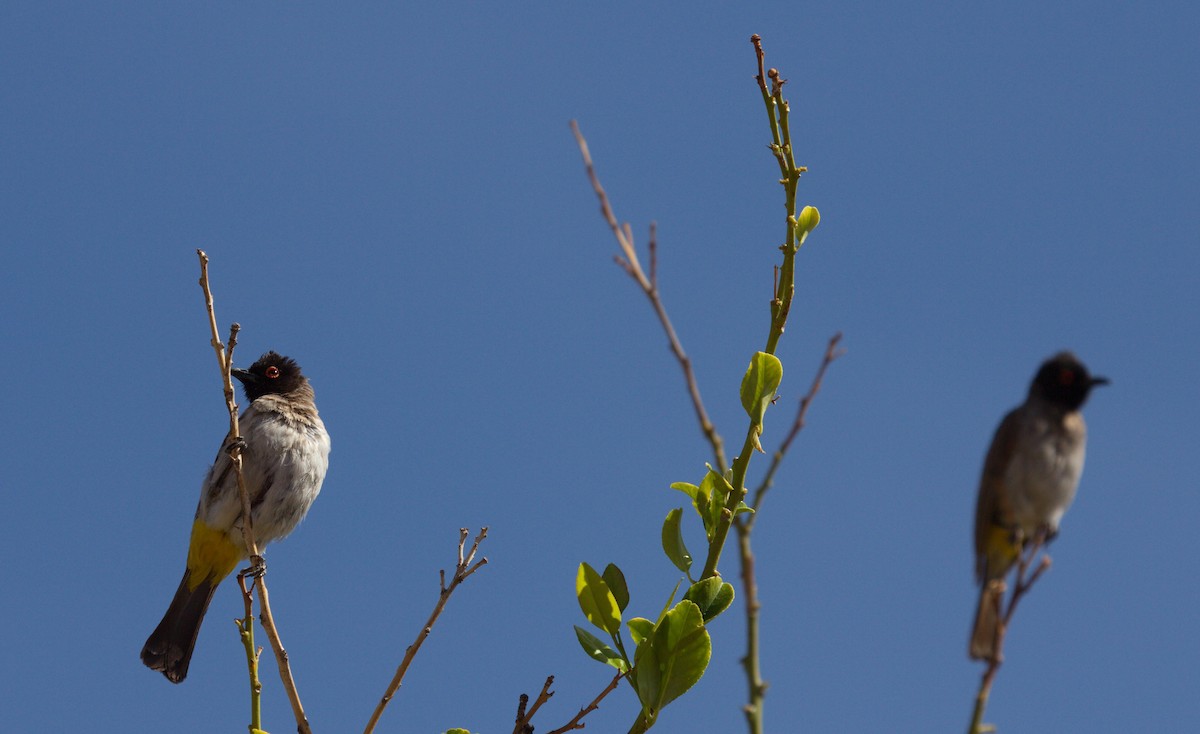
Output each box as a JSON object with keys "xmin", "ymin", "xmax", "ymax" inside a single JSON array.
[
  {"xmin": 969, "ymin": 352, "xmax": 1107, "ymax": 661},
  {"xmin": 141, "ymin": 351, "xmax": 330, "ymax": 683}
]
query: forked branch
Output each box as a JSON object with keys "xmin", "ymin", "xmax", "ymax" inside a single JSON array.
[
  {"xmin": 570, "ymin": 121, "xmax": 728, "ymax": 475},
  {"xmin": 196, "ymin": 249, "xmax": 311, "ymax": 734},
  {"xmin": 364, "ymin": 528, "xmax": 490, "ymax": 734},
  {"xmin": 967, "ymin": 535, "xmax": 1053, "ymax": 734}
]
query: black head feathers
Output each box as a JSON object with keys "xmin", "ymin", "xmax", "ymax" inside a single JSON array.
[
  {"xmin": 1029, "ymin": 351, "xmax": 1108, "ymax": 411},
  {"xmin": 232, "ymin": 351, "xmax": 307, "ymax": 402}
]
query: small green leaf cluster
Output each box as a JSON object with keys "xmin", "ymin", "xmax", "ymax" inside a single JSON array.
[
  {"xmin": 669, "ymin": 467, "xmax": 753, "ymax": 564},
  {"xmin": 571, "ymin": 350, "xmax": 790, "ymax": 730},
  {"xmin": 574, "ymin": 562, "xmax": 724, "ymax": 730}
]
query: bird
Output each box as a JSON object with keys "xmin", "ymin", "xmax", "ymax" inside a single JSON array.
[
  {"xmin": 141, "ymin": 351, "xmax": 330, "ymax": 683},
  {"xmin": 969, "ymin": 351, "xmax": 1107, "ymax": 661}
]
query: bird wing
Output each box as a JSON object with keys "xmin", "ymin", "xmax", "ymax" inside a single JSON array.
[{"xmin": 974, "ymin": 406, "xmax": 1023, "ymax": 581}]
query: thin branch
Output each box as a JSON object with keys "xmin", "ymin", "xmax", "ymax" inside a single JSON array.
[
  {"xmin": 570, "ymin": 121, "xmax": 645, "ymax": 286},
  {"xmin": 967, "ymin": 535, "xmax": 1053, "ymax": 734},
  {"xmin": 363, "ymin": 528, "xmax": 490, "ymax": 734},
  {"xmin": 512, "ymin": 676, "xmax": 555, "ymax": 734},
  {"xmin": 545, "ymin": 670, "xmax": 627, "ymax": 734},
  {"xmin": 649, "ymin": 222, "xmax": 658, "ymax": 289},
  {"xmin": 730, "ymin": 333, "xmax": 841, "ymax": 734},
  {"xmin": 511, "ymin": 670, "xmax": 625, "ymax": 734},
  {"xmin": 706, "ymin": 35, "xmax": 827, "ymax": 734},
  {"xmin": 197, "ymin": 250, "xmax": 312, "ymax": 734},
  {"xmin": 197, "ymin": 251, "xmax": 259, "ymax": 561},
  {"xmin": 255, "ymin": 576, "xmax": 308, "ymax": 732},
  {"xmin": 570, "ymin": 120, "xmax": 728, "ymax": 475},
  {"xmin": 725, "ymin": 339, "xmax": 838, "ymax": 730},
  {"xmin": 698, "ymin": 32, "xmax": 811, "ymax": 583},
  {"xmin": 513, "ymin": 694, "xmax": 531, "ymax": 734},
  {"xmin": 745, "ymin": 332, "xmax": 844, "ymax": 523},
  {"xmin": 575, "ymin": 36, "xmax": 829, "ymax": 734},
  {"xmin": 236, "ymin": 574, "xmax": 264, "ymax": 733},
  {"xmin": 1003, "ymin": 540, "xmax": 1052, "ymax": 628},
  {"xmin": 750, "ymin": 34, "xmax": 785, "ymax": 179},
  {"xmin": 734, "ymin": 526, "xmax": 766, "ymax": 732}
]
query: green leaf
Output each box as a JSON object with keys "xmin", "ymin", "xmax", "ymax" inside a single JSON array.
[
  {"xmin": 574, "ymin": 625, "xmax": 630, "ymax": 672},
  {"xmin": 733, "ymin": 500, "xmax": 755, "ymax": 519},
  {"xmin": 628, "ymin": 617, "xmax": 655, "ymax": 646},
  {"xmin": 576, "ymin": 562, "xmax": 622, "ymax": 635},
  {"xmin": 632, "ymin": 600, "xmax": 713, "ymax": 724},
  {"xmin": 683, "ymin": 578, "xmax": 736, "ymax": 622},
  {"xmin": 797, "ymin": 205, "xmax": 821, "ymax": 240},
  {"xmin": 661, "ymin": 508, "xmax": 693, "ymax": 575},
  {"xmin": 656, "ymin": 579, "xmax": 683, "ymax": 624},
  {"xmin": 739, "ymin": 352, "xmax": 783, "ymax": 425},
  {"xmin": 441, "ymin": 729, "xmax": 472, "ymax": 734},
  {"xmin": 633, "ymin": 645, "xmax": 662, "ymax": 723},
  {"xmin": 671, "ymin": 481, "xmax": 708, "ymax": 526},
  {"xmin": 602, "ymin": 563, "xmax": 630, "ymax": 613},
  {"xmin": 670, "ymin": 482, "xmax": 699, "ymax": 502},
  {"xmin": 700, "ymin": 469, "xmax": 734, "ymax": 540},
  {"xmin": 654, "ymin": 601, "xmax": 711, "ymax": 706},
  {"xmin": 700, "ymin": 469, "xmax": 725, "ymax": 506}
]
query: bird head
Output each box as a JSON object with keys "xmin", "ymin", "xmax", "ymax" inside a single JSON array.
[
  {"xmin": 1030, "ymin": 351, "xmax": 1108, "ymax": 411},
  {"xmin": 232, "ymin": 351, "xmax": 306, "ymax": 402}
]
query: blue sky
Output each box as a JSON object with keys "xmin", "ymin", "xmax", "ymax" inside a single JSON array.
[{"xmin": 2, "ymin": 3, "xmax": 1197, "ymax": 732}]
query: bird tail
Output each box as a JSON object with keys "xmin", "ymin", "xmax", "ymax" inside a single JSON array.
[
  {"xmin": 141, "ymin": 569, "xmax": 219, "ymax": 683},
  {"xmin": 968, "ymin": 578, "xmax": 1005, "ymax": 661}
]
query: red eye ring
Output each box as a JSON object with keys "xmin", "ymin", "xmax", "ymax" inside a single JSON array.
[{"xmin": 265, "ymin": 366, "xmax": 281, "ymax": 379}]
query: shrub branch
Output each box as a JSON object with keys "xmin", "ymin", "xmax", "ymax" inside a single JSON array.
[
  {"xmin": 967, "ymin": 534, "xmax": 1053, "ymax": 734},
  {"xmin": 363, "ymin": 528, "xmax": 489, "ymax": 734},
  {"xmin": 196, "ymin": 249, "xmax": 312, "ymax": 734}
]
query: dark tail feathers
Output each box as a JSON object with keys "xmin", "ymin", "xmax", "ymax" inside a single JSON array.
[{"xmin": 141, "ymin": 570, "xmax": 218, "ymax": 683}]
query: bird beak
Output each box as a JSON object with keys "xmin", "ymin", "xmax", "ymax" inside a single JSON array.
[
  {"xmin": 231, "ymin": 367, "xmax": 255, "ymax": 385},
  {"xmin": 1091, "ymin": 376, "xmax": 1110, "ymax": 387}
]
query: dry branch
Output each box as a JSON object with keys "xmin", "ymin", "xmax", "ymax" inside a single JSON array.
[{"xmin": 196, "ymin": 249, "xmax": 312, "ymax": 734}]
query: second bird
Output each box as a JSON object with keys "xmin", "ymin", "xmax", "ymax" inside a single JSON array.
[
  {"xmin": 141, "ymin": 351, "xmax": 331, "ymax": 683},
  {"xmin": 969, "ymin": 351, "xmax": 1107, "ymax": 661}
]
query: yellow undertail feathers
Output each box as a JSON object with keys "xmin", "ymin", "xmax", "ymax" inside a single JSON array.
[{"xmin": 185, "ymin": 520, "xmax": 243, "ymax": 590}]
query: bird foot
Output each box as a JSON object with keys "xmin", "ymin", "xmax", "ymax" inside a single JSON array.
[
  {"xmin": 240, "ymin": 554, "xmax": 266, "ymax": 578},
  {"xmin": 225, "ymin": 435, "xmax": 248, "ymax": 455}
]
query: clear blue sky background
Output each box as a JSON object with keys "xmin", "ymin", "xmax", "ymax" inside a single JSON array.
[{"xmin": 2, "ymin": 3, "xmax": 1196, "ymax": 732}]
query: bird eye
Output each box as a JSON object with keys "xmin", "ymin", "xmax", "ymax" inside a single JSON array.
[
  {"xmin": 1058, "ymin": 369, "xmax": 1075, "ymax": 385},
  {"xmin": 265, "ymin": 366, "xmax": 281, "ymax": 379}
]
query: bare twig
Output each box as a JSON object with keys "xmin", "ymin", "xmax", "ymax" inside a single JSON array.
[
  {"xmin": 254, "ymin": 575, "xmax": 308, "ymax": 732},
  {"xmin": 545, "ymin": 670, "xmax": 627, "ymax": 734},
  {"xmin": 197, "ymin": 251, "xmax": 259, "ymax": 561},
  {"xmin": 649, "ymin": 221, "xmax": 658, "ymax": 289},
  {"xmin": 734, "ymin": 526, "xmax": 766, "ymax": 731},
  {"xmin": 967, "ymin": 535, "xmax": 1052, "ymax": 734},
  {"xmin": 197, "ymin": 250, "xmax": 312, "ymax": 734},
  {"xmin": 364, "ymin": 528, "xmax": 490, "ymax": 734},
  {"xmin": 570, "ymin": 120, "xmax": 728, "ymax": 475},
  {"xmin": 512, "ymin": 676, "xmax": 555, "ymax": 734},
  {"xmin": 513, "ymin": 694, "xmax": 531, "ymax": 734},
  {"xmin": 750, "ymin": 34, "xmax": 785, "ymax": 180},
  {"xmin": 512, "ymin": 670, "xmax": 625, "ymax": 734}
]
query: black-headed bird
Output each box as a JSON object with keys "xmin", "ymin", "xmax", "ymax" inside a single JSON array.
[
  {"xmin": 970, "ymin": 352, "xmax": 1106, "ymax": 661},
  {"xmin": 142, "ymin": 351, "xmax": 330, "ymax": 682}
]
